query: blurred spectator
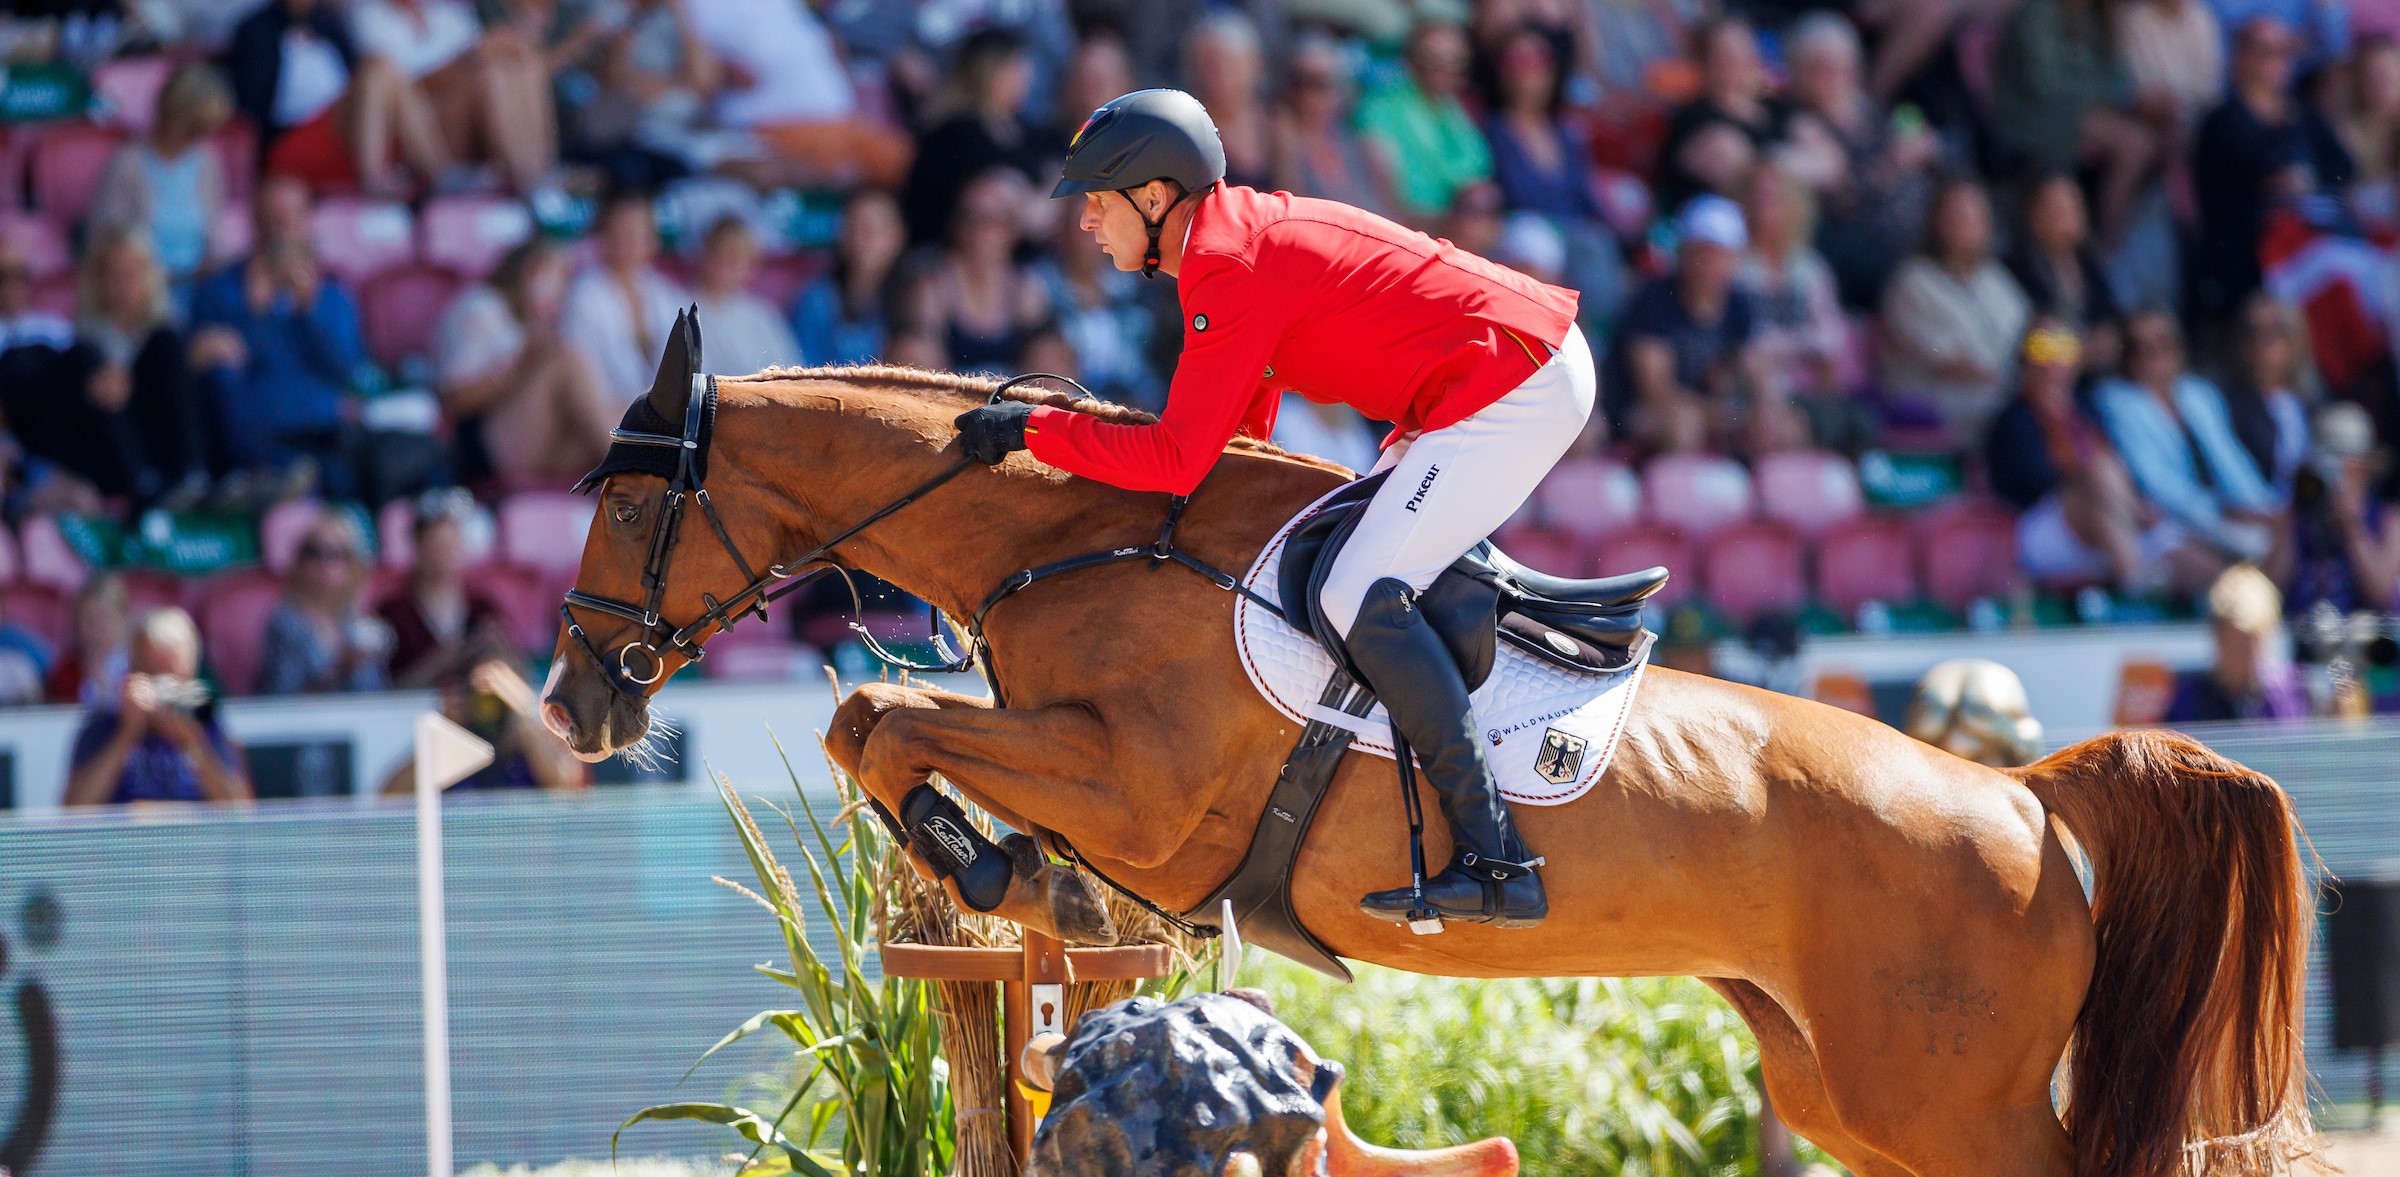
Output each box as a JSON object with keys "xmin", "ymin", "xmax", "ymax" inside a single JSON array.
[
  {"xmin": 1357, "ymin": 19, "xmax": 1491, "ymax": 225},
  {"xmin": 2193, "ymin": 16, "xmax": 2354, "ymax": 321},
  {"xmin": 2335, "ymin": 33, "xmax": 2400, "ymax": 222},
  {"xmin": 2210, "ymin": 0, "xmax": 2350, "ymax": 68},
  {"xmin": 1606, "ymin": 195, "xmax": 1801, "ymax": 457},
  {"xmin": 64, "ymin": 607, "xmax": 251, "ymax": 805},
  {"xmin": 433, "ymin": 238, "xmax": 609, "ymax": 487},
  {"xmin": 1854, "ymin": 0, "xmax": 2009, "ymax": 103},
  {"xmin": 690, "ymin": 216, "xmax": 800, "ymax": 377},
  {"xmin": 682, "ymin": 0, "xmax": 909, "ymax": 188},
  {"xmin": 1777, "ymin": 12, "xmax": 1938, "ymax": 309},
  {"xmin": 2267, "ymin": 400, "xmax": 2400, "ymax": 612},
  {"xmin": 1055, "ymin": 27, "xmax": 1134, "ymax": 141},
  {"xmin": 1272, "ymin": 32, "xmax": 1395, "ymax": 215},
  {"xmin": 1902, "ymin": 658, "xmax": 2045, "ymax": 767},
  {"xmin": 257, "ymin": 513, "xmax": 391, "ymax": 694},
  {"xmin": 1495, "ymin": 212, "xmax": 1568, "ymax": 285},
  {"xmin": 901, "ymin": 28, "xmax": 1044, "ymax": 247},
  {"xmin": 1879, "ymin": 177, "xmax": 2031, "ymax": 446},
  {"xmin": 47, "ymin": 573, "xmax": 130, "ymax": 706},
  {"xmin": 1479, "ymin": 24, "xmax": 1627, "ymax": 323},
  {"xmin": 1186, "ymin": 11, "xmax": 1274, "ymax": 190},
  {"xmin": 1990, "ymin": 0, "xmax": 2167, "ymax": 244},
  {"xmin": 2165, "ymin": 562, "xmax": 2308, "ymax": 720},
  {"xmin": 1033, "ymin": 200, "xmax": 1157, "ymax": 405},
  {"xmin": 1465, "ymin": 0, "xmax": 1600, "ymax": 111},
  {"xmin": 0, "ymin": 233, "xmax": 72, "ymax": 353},
  {"xmin": 2003, "ymin": 171, "xmax": 2126, "ymax": 372},
  {"xmin": 88, "ymin": 61, "xmax": 233, "ymax": 284},
  {"xmin": 792, "ymin": 188, "xmax": 905, "ymax": 367},
  {"xmin": 346, "ymin": 0, "xmax": 559, "ymax": 193},
  {"xmin": 906, "ymin": 169, "xmax": 1048, "ymax": 377},
  {"xmin": 189, "ymin": 175, "xmax": 362, "ymax": 491},
  {"xmin": 2117, "ymin": 0, "xmax": 2226, "ymax": 131},
  {"xmin": 2220, "ymin": 293, "xmax": 2314, "ymax": 494},
  {"xmin": 66, "ymin": 228, "xmax": 210, "ymax": 508},
  {"xmin": 0, "ymin": 599, "xmax": 50, "ymax": 706},
  {"xmin": 1270, "ymin": 394, "xmax": 1381, "ymax": 473},
  {"xmin": 550, "ymin": 0, "xmax": 723, "ymax": 187},
  {"xmin": 1443, "ymin": 180, "xmax": 1506, "ymax": 263},
  {"xmin": 376, "ymin": 489, "xmax": 511, "ymax": 686},
  {"xmin": 227, "ymin": 0, "xmax": 451, "ymax": 197},
  {"xmin": 559, "ymin": 189, "xmax": 690, "ymax": 404},
  {"xmin": 1657, "ymin": 17, "xmax": 1785, "ymax": 211},
  {"xmin": 1987, "ymin": 320, "xmax": 2195, "ymax": 591},
  {"xmin": 2094, "ymin": 309, "xmax": 2283, "ymax": 564},
  {"xmin": 1738, "ymin": 162, "xmax": 1847, "ymax": 404},
  {"xmin": 378, "ymin": 658, "xmax": 584, "ymax": 792}
]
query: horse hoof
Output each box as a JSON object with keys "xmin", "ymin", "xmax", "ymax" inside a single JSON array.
[{"xmin": 999, "ymin": 834, "xmax": 1121, "ymax": 946}]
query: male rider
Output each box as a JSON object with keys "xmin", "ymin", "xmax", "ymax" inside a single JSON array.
[{"xmin": 953, "ymin": 89, "xmax": 1596, "ymax": 929}]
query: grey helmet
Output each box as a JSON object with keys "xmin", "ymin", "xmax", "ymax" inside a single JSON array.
[{"xmin": 1055, "ymin": 88, "xmax": 1225, "ymax": 276}]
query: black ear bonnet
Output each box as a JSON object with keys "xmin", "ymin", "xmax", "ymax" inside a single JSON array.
[{"xmin": 573, "ymin": 305, "xmax": 713, "ymax": 492}]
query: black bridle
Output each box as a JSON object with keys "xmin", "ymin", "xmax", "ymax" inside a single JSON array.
[{"xmin": 557, "ymin": 372, "xmax": 1281, "ymax": 703}]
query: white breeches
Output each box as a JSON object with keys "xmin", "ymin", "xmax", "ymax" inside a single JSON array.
[{"xmin": 1317, "ymin": 323, "xmax": 1598, "ymax": 637}]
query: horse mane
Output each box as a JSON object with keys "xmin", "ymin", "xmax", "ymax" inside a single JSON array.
[{"xmin": 725, "ymin": 363, "xmax": 1336, "ymax": 468}]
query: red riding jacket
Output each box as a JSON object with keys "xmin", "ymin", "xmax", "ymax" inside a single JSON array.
[{"xmin": 1024, "ymin": 183, "xmax": 1580, "ymax": 494}]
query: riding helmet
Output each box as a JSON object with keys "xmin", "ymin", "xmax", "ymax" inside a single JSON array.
[{"xmin": 1052, "ymin": 88, "xmax": 1227, "ymax": 198}]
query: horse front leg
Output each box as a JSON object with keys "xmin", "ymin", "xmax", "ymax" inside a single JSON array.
[{"xmin": 825, "ymin": 682, "xmax": 1128, "ymax": 946}]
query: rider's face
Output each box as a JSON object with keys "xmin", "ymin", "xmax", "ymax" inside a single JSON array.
[{"xmin": 1079, "ymin": 186, "xmax": 1165, "ymax": 273}]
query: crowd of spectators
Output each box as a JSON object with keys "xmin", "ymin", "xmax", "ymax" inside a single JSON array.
[{"xmin": 4, "ymin": 0, "xmax": 2400, "ymax": 760}]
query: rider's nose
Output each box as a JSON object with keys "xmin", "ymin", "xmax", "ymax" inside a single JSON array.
[{"xmin": 541, "ymin": 700, "xmax": 574, "ymax": 743}]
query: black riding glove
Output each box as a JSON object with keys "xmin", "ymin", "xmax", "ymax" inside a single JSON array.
[{"xmin": 955, "ymin": 402, "xmax": 1036, "ymax": 465}]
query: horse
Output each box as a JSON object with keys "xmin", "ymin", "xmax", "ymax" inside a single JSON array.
[{"xmin": 540, "ymin": 354, "xmax": 2319, "ymax": 1177}]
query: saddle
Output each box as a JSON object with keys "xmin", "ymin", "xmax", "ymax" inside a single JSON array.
[{"xmin": 1276, "ymin": 472, "xmax": 1666, "ymax": 684}]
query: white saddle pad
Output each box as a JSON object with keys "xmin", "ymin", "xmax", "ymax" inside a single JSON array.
[{"xmin": 1234, "ymin": 487, "xmax": 1651, "ymax": 807}]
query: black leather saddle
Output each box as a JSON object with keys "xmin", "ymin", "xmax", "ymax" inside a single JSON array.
[{"xmin": 1276, "ymin": 473, "xmax": 1666, "ymax": 688}]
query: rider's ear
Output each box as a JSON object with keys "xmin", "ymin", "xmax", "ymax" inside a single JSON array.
[{"xmin": 645, "ymin": 304, "xmax": 704, "ymax": 422}]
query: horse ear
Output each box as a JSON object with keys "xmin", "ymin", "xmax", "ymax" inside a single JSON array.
[{"xmin": 645, "ymin": 305, "xmax": 704, "ymax": 421}]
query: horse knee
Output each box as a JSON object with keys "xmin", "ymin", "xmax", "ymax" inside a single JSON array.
[{"xmin": 826, "ymin": 682, "xmax": 923, "ymax": 777}]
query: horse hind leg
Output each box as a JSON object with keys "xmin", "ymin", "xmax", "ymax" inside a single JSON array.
[{"xmin": 1705, "ymin": 979, "xmax": 1918, "ymax": 1177}]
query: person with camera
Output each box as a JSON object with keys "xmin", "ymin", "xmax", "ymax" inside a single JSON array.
[
  {"xmin": 64, "ymin": 608, "xmax": 252, "ymax": 805},
  {"xmin": 2266, "ymin": 400, "xmax": 2400, "ymax": 615}
]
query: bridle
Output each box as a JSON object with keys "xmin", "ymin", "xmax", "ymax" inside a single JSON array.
[{"xmin": 557, "ymin": 372, "xmax": 1281, "ymax": 704}]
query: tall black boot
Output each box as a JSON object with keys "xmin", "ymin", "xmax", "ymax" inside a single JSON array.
[{"xmin": 1346, "ymin": 578, "xmax": 1547, "ymax": 929}]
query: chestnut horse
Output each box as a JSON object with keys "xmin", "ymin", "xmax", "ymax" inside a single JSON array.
[{"xmin": 541, "ymin": 365, "xmax": 2318, "ymax": 1177}]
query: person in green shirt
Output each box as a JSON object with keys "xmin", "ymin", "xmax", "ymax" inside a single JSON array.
[{"xmin": 1357, "ymin": 19, "xmax": 1493, "ymax": 223}]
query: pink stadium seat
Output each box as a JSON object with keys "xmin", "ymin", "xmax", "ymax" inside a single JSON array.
[
  {"xmin": 257, "ymin": 499, "xmax": 328, "ymax": 574},
  {"xmin": 92, "ymin": 56, "xmax": 173, "ymax": 133},
  {"xmin": 417, "ymin": 195, "xmax": 533, "ymax": 278},
  {"xmin": 1814, "ymin": 517, "xmax": 1919, "ymax": 617},
  {"xmin": 30, "ymin": 122, "xmax": 126, "ymax": 223},
  {"xmin": 1496, "ymin": 525, "xmax": 1584, "ymax": 577},
  {"xmin": 362, "ymin": 263, "xmax": 464, "ymax": 368},
  {"xmin": 0, "ymin": 129, "xmax": 30, "ymax": 211},
  {"xmin": 1596, "ymin": 523, "xmax": 1694, "ymax": 610},
  {"xmin": 309, "ymin": 198, "xmax": 417, "ymax": 286},
  {"xmin": 1754, "ymin": 450, "xmax": 1865, "ymax": 539},
  {"xmin": 0, "ymin": 210, "xmax": 70, "ymax": 276},
  {"xmin": 1, "ymin": 583, "xmax": 70, "ymax": 649},
  {"xmin": 0, "ymin": 526, "xmax": 21, "ymax": 582},
  {"xmin": 1530, "ymin": 458, "xmax": 1642, "ymax": 542},
  {"xmin": 17, "ymin": 515, "xmax": 88, "ymax": 591},
  {"xmin": 497, "ymin": 492, "xmax": 596, "ymax": 575},
  {"xmin": 1837, "ymin": 315, "xmax": 1877, "ymax": 394},
  {"xmin": 195, "ymin": 569, "xmax": 284, "ymax": 695},
  {"xmin": 119, "ymin": 567, "xmax": 189, "ymax": 615},
  {"xmin": 1641, "ymin": 454, "xmax": 1754, "ymax": 541},
  {"xmin": 27, "ymin": 271, "xmax": 74, "ymax": 317},
  {"xmin": 467, "ymin": 562, "xmax": 558, "ymax": 653},
  {"xmin": 748, "ymin": 252, "xmax": 821, "ymax": 308},
  {"xmin": 1921, "ymin": 504, "xmax": 2021, "ymax": 609},
  {"xmin": 1699, "ymin": 521, "xmax": 1808, "ymax": 626}
]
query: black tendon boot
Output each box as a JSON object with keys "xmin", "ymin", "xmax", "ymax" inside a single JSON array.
[
  {"xmin": 1348, "ymin": 578, "xmax": 1548, "ymax": 928},
  {"xmin": 898, "ymin": 784, "xmax": 1014, "ymax": 912}
]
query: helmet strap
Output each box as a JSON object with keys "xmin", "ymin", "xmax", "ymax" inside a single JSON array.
[{"xmin": 1118, "ymin": 184, "xmax": 1201, "ymax": 279}]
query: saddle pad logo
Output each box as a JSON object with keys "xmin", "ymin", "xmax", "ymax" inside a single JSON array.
[{"xmin": 1533, "ymin": 727, "xmax": 1588, "ymax": 785}]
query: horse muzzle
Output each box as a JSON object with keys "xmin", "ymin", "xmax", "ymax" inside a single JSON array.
[{"xmin": 540, "ymin": 656, "xmax": 653, "ymax": 761}]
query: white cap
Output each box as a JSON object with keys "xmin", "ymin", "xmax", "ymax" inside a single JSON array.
[
  {"xmin": 1496, "ymin": 212, "xmax": 1566, "ymax": 278},
  {"xmin": 1678, "ymin": 194, "xmax": 1748, "ymax": 252}
]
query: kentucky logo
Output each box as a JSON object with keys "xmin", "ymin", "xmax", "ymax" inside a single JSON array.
[{"xmin": 1533, "ymin": 728, "xmax": 1588, "ymax": 786}]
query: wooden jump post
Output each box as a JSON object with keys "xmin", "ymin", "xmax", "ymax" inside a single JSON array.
[{"xmin": 880, "ymin": 930, "xmax": 1174, "ymax": 1162}]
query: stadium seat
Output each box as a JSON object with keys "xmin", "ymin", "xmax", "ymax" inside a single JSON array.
[
  {"xmin": 1754, "ymin": 450, "xmax": 1865, "ymax": 538},
  {"xmin": 257, "ymin": 499, "xmax": 328, "ymax": 574},
  {"xmin": 466, "ymin": 562, "xmax": 558, "ymax": 654},
  {"xmin": 362, "ymin": 263, "xmax": 464, "ymax": 369},
  {"xmin": 1641, "ymin": 454, "xmax": 1754, "ymax": 541},
  {"xmin": 29, "ymin": 121, "xmax": 126, "ymax": 222},
  {"xmin": 309, "ymin": 198, "xmax": 417, "ymax": 286},
  {"xmin": 1814, "ymin": 516, "xmax": 1919, "ymax": 618},
  {"xmin": 17, "ymin": 515, "xmax": 88, "ymax": 591},
  {"xmin": 0, "ymin": 210, "xmax": 71, "ymax": 276},
  {"xmin": 1699, "ymin": 521, "xmax": 1808, "ymax": 626},
  {"xmin": 1530, "ymin": 458, "xmax": 1642, "ymax": 542},
  {"xmin": 1, "ymin": 582, "xmax": 70, "ymax": 649},
  {"xmin": 496, "ymin": 492, "xmax": 596, "ymax": 575},
  {"xmin": 91, "ymin": 56, "xmax": 172, "ymax": 133},
  {"xmin": 119, "ymin": 567, "xmax": 189, "ymax": 615},
  {"xmin": 0, "ymin": 525, "xmax": 21, "ymax": 582},
  {"xmin": 1596, "ymin": 523, "xmax": 1694, "ymax": 610},
  {"xmin": 1920, "ymin": 503, "xmax": 2020, "ymax": 611},
  {"xmin": 417, "ymin": 195, "xmax": 533, "ymax": 278},
  {"xmin": 195, "ymin": 569, "xmax": 284, "ymax": 695},
  {"xmin": 1496, "ymin": 524, "xmax": 1585, "ymax": 577}
]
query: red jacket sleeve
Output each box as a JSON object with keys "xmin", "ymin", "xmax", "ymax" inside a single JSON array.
[{"xmin": 1024, "ymin": 259, "xmax": 1286, "ymax": 495}]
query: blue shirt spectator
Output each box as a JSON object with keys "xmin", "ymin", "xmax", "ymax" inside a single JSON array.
[
  {"xmin": 791, "ymin": 189, "xmax": 904, "ymax": 366},
  {"xmin": 63, "ymin": 608, "xmax": 251, "ymax": 806},
  {"xmin": 2094, "ymin": 312, "xmax": 2281, "ymax": 558},
  {"xmin": 189, "ymin": 176, "xmax": 362, "ymax": 471}
]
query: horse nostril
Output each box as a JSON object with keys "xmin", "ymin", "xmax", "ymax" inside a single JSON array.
[{"xmin": 540, "ymin": 701, "xmax": 575, "ymax": 742}]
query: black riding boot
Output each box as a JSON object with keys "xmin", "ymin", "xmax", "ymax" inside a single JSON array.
[{"xmin": 1346, "ymin": 578, "xmax": 1548, "ymax": 929}]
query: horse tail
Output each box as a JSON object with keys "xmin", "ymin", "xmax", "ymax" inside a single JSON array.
[{"xmin": 2010, "ymin": 729, "xmax": 2318, "ymax": 1177}]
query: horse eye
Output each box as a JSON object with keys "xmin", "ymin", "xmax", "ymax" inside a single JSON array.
[{"xmin": 614, "ymin": 504, "xmax": 641, "ymax": 523}]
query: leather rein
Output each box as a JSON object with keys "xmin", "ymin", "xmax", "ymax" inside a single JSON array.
[{"xmin": 558, "ymin": 373, "xmax": 1280, "ymax": 705}]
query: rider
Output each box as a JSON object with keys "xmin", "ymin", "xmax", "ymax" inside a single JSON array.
[{"xmin": 953, "ymin": 89, "xmax": 1595, "ymax": 930}]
